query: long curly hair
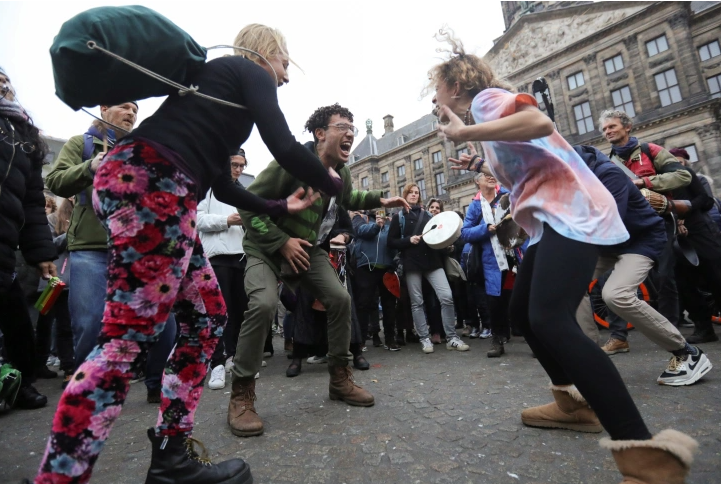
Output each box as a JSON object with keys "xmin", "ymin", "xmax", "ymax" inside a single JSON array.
[
  {"xmin": 13, "ymin": 114, "xmax": 48, "ymax": 168},
  {"xmin": 421, "ymin": 27, "xmax": 512, "ymax": 99}
]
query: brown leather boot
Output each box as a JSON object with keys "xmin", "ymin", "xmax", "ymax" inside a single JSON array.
[
  {"xmin": 601, "ymin": 429, "xmax": 698, "ymax": 484},
  {"xmin": 227, "ymin": 377, "xmax": 264, "ymax": 437},
  {"xmin": 521, "ymin": 384, "xmax": 603, "ymax": 433},
  {"xmin": 328, "ymin": 364, "xmax": 375, "ymax": 407}
]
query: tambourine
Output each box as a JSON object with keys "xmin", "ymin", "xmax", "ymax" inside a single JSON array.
[
  {"xmin": 640, "ymin": 188, "xmax": 669, "ymax": 215},
  {"xmin": 422, "ymin": 211, "xmax": 462, "ymax": 249}
]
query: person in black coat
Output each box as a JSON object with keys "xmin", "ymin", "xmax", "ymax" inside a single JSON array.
[{"xmin": 0, "ymin": 67, "xmax": 57, "ymax": 409}]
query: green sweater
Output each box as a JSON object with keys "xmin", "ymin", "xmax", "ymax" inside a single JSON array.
[
  {"xmin": 240, "ymin": 158, "xmax": 383, "ymax": 276},
  {"xmin": 45, "ymin": 134, "xmax": 108, "ymax": 251}
]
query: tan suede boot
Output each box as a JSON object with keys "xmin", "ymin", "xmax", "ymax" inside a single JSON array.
[
  {"xmin": 328, "ymin": 364, "xmax": 375, "ymax": 406},
  {"xmin": 600, "ymin": 429, "xmax": 698, "ymax": 484},
  {"xmin": 521, "ymin": 384, "xmax": 603, "ymax": 433},
  {"xmin": 227, "ymin": 377, "xmax": 264, "ymax": 437}
]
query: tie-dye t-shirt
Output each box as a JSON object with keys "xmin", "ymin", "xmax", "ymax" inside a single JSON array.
[{"xmin": 472, "ymin": 88, "xmax": 629, "ymax": 247}]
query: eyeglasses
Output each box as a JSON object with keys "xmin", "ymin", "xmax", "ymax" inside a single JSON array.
[
  {"xmin": 325, "ymin": 123, "xmax": 358, "ymax": 136},
  {"xmin": 481, "ymin": 173, "xmax": 496, "ymax": 179},
  {"xmin": 231, "ymin": 163, "xmax": 246, "ymax": 169}
]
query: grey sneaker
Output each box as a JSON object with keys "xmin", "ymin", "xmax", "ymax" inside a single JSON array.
[
  {"xmin": 479, "ymin": 328, "xmax": 492, "ymax": 339},
  {"xmin": 420, "ymin": 338, "xmax": 434, "ymax": 354},
  {"xmin": 657, "ymin": 348, "xmax": 712, "ymax": 386},
  {"xmin": 469, "ymin": 327, "xmax": 481, "ymax": 339}
]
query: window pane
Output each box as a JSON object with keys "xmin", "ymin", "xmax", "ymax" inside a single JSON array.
[
  {"xmin": 568, "ymin": 76, "xmax": 577, "ymax": 90},
  {"xmin": 574, "ymin": 104, "xmax": 583, "ymax": 119},
  {"xmin": 700, "ymin": 44, "xmax": 710, "ymax": 61},
  {"xmin": 655, "ymin": 72, "xmax": 667, "ymax": 89},
  {"xmin": 684, "ymin": 145, "xmax": 699, "ymax": 162},
  {"xmin": 659, "ymin": 90, "xmax": 671, "ymax": 106},
  {"xmin": 711, "ymin": 41, "xmax": 721, "ymax": 58},
  {"xmin": 670, "ymin": 86, "xmax": 682, "ymax": 104},
  {"xmin": 584, "ymin": 118, "xmax": 594, "ymax": 133},
  {"xmin": 709, "ymin": 76, "xmax": 721, "ymax": 94},
  {"xmin": 577, "ymin": 73, "xmax": 585, "ymax": 87},
  {"xmin": 647, "ymin": 41, "xmax": 658, "ymax": 57},
  {"xmin": 658, "ymin": 35, "xmax": 668, "ymax": 52},
  {"xmin": 621, "ymin": 87, "xmax": 631, "ymax": 103},
  {"xmin": 582, "ymin": 102, "xmax": 591, "ymax": 117},
  {"xmin": 605, "ymin": 59, "xmax": 614, "ymax": 75},
  {"xmin": 577, "ymin": 120, "xmax": 586, "ymax": 134},
  {"xmin": 612, "ymin": 90, "xmax": 622, "ymax": 105},
  {"xmin": 614, "ymin": 55, "xmax": 624, "ymax": 70},
  {"xmin": 666, "ymin": 69, "xmax": 678, "ymax": 86},
  {"xmin": 624, "ymin": 102, "xmax": 636, "ymax": 118}
]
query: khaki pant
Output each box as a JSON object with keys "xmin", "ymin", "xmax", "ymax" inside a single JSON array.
[
  {"xmin": 231, "ymin": 247, "xmax": 352, "ymax": 379},
  {"xmin": 576, "ymin": 253, "xmax": 685, "ymax": 352}
]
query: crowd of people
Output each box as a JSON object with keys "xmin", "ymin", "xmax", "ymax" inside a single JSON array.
[{"xmin": 0, "ymin": 17, "xmax": 717, "ymax": 484}]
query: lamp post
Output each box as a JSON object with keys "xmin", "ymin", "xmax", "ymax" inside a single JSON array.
[{"xmin": 532, "ymin": 77, "xmax": 557, "ymax": 130}]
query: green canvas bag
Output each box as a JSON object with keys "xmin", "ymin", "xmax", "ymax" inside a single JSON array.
[
  {"xmin": 0, "ymin": 363, "xmax": 21, "ymax": 411},
  {"xmin": 50, "ymin": 5, "xmax": 207, "ymax": 110}
]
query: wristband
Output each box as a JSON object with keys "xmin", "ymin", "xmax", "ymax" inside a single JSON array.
[{"xmin": 467, "ymin": 154, "xmax": 480, "ymax": 171}]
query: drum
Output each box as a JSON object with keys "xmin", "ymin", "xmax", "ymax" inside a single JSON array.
[
  {"xmin": 588, "ymin": 268, "xmax": 659, "ymax": 330},
  {"xmin": 312, "ymin": 244, "xmax": 347, "ymax": 312},
  {"xmin": 640, "ymin": 188, "xmax": 669, "ymax": 215},
  {"xmin": 422, "ymin": 211, "xmax": 462, "ymax": 249}
]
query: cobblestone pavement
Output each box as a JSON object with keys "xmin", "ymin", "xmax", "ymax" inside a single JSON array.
[{"xmin": 1, "ymin": 327, "xmax": 720, "ymax": 484}]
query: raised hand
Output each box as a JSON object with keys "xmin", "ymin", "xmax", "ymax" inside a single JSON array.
[
  {"xmin": 448, "ymin": 142, "xmax": 479, "ymax": 171},
  {"xmin": 380, "ymin": 196, "xmax": 411, "ymax": 212},
  {"xmin": 286, "ymin": 187, "xmax": 320, "ymax": 214},
  {"xmin": 437, "ymin": 106, "xmax": 467, "ymax": 143}
]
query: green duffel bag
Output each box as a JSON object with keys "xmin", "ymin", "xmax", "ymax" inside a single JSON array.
[
  {"xmin": 50, "ymin": 5, "xmax": 207, "ymax": 110},
  {"xmin": 0, "ymin": 363, "xmax": 21, "ymax": 411}
]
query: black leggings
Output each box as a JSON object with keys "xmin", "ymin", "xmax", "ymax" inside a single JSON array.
[{"xmin": 509, "ymin": 225, "xmax": 651, "ymax": 441}]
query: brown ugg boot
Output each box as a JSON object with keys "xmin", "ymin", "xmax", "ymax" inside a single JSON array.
[
  {"xmin": 328, "ymin": 364, "xmax": 375, "ymax": 407},
  {"xmin": 227, "ymin": 377, "xmax": 264, "ymax": 437},
  {"xmin": 521, "ymin": 384, "xmax": 603, "ymax": 433},
  {"xmin": 600, "ymin": 429, "xmax": 698, "ymax": 484}
]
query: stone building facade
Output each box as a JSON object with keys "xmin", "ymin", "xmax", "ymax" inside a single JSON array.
[{"xmin": 349, "ymin": 1, "xmax": 721, "ymax": 213}]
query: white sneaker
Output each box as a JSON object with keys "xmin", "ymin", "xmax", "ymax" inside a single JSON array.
[
  {"xmin": 255, "ymin": 372, "xmax": 260, "ymax": 379},
  {"xmin": 657, "ymin": 347, "xmax": 712, "ymax": 386},
  {"xmin": 208, "ymin": 365, "xmax": 226, "ymax": 390},
  {"xmin": 307, "ymin": 355, "xmax": 328, "ymax": 364},
  {"xmin": 224, "ymin": 356, "xmax": 234, "ymax": 373},
  {"xmin": 262, "ymin": 360, "xmax": 267, "ymax": 367},
  {"xmin": 447, "ymin": 337, "xmax": 470, "ymax": 352},
  {"xmin": 479, "ymin": 328, "xmax": 492, "ymax": 339},
  {"xmin": 420, "ymin": 338, "xmax": 434, "ymax": 354}
]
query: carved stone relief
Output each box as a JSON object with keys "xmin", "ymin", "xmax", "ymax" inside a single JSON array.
[
  {"xmin": 606, "ymin": 72, "xmax": 629, "ymax": 86},
  {"xmin": 568, "ymin": 88, "xmax": 589, "ymax": 100},
  {"xmin": 583, "ymin": 53, "xmax": 597, "ymax": 65},
  {"xmin": 623, "ymin": 33, "xmax": 638, "ymax": 50},
  {"xmin": 486, "ymin": 5, "xmax": 647, "ymax": 78},
  {"xmin": 649, "ymin": 54, "xmax": 675, "ymax": 70},
  {"xmin": 696, "ymin": 122, "xmax": 721, "ymax": 139}
]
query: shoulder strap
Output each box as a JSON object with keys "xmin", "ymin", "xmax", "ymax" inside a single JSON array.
[
  {"xmin": 82, "ymin": 133, "xmax": 95, "ymax": 162},
  {"xmin": 640, "ymin": 143, "xmax": 654, "ymax": 163},
  {"xmin": 491, "ymin": 192, "xmax": 504, "ymax": 206}
]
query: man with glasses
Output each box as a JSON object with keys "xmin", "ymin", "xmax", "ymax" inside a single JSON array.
[
  {"xmin": 227, "ymin": 104, "xmax": 409, "ymax": 438},
  {"xmin": 198, "ymin": 149, "xmax": 250, "ymax": 391}
]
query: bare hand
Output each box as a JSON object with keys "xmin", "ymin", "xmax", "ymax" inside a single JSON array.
[
  {"xmin": 381, "ymin": 196, "xmax": 411, "ymax": 211},
  {"xmin": 90, "ymin": 151, "xmax": 107, "ymax": 173},
  {"xmin": 633, "ymin": 179, "xmax": 645, "ymax": 188},
  {"xmin": 375, "ymin": 215, "xmax": 384, "ymax": 228},
  {"xmin": 286, "ymin": 187, "xmax": 320, "ymax": 214},
  {"xmin": 677, "ymin": 220, "xmax": 688, "ymax": 237},
  {"xmin": 410, "ymin": 235, "xmax": 421, "ymax": 245},
  {"xmin": 448, "ymin": 143, "xmax": 479, "ymax": 171},
  {"xmin": 437, "ymin": 106, "xmax": 468, "ymax": 143},
  {"xmin": 279, "ymin": 238, "xmax": 313, "ymax": 273},
  {"xmin": 227, "ymin": 213, "xmax": 242, "ymax": 226},
  {"xmin": 488, "ymin": 224, "xmax": 497, "ymax": 234},
  {"xmin": 38, "ymin": 261, "xmax": 57, "ymax": 280},
  {"xmin": 329, "ymin": 234, "xmax": 347, "ymax": 246}
]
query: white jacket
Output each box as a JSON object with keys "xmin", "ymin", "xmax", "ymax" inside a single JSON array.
[{"xmin": 197, "ymin": 188, "xmax": 245, "ymax": 260}]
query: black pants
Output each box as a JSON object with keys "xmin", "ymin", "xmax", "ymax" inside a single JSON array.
[
  {"xmin": 0, "ymin": 278, "xmax": 37, "ymax": 387},
  {"xmin": 487, "ymin": 272, "xmax": 512, "ymax": 339},
  {"xmin": 452, "ymin": 279, "xmax": 468, "ymax": 328},
  {"xmin": 209, "ymin": 260, "xmax": 248, "ymax": 366},
  {"xmin": 656, "ymin": 218, "xmax": 679, "ymax": 325},
  {"xmin": 676, "ymin": 252, "xmax": 721, "ymax": 333},
  {"xmin": 509, "ymin": 225, "xmax": 650, "ymax": 441},
  {"xmin": 465, "ymin": 283, "xmax": 490, "ymax": 329},
  {"xmin": 354, "ymin": 266, "xmax": 396, "ymax": 341},
  {"xmin": 35, "ymin": 290, "xmax": 75, "ymax": 372}
]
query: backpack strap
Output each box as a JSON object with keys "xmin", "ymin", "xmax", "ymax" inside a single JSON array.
[
  {"xmin": 640, "ymin": 143, "xmax": 654, "ymax": 163},
  {"xmin": 82, "ymin": 133, "xmax": 96, "ymax": 162}
]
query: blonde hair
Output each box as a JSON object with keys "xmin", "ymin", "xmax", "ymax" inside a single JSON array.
[
  {"xmin": 402, "ymin": 183, "xmax": 422, "ymax": 205},
  {"xmin": 233, "ymin": 24, "xmax": 298, "ymax": 69},
  {"xmin": 422, "ymin": 27, "xmax": 512, "ymax": 99}
]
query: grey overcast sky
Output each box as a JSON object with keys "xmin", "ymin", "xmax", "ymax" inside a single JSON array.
[{"xmin": 0, "ymin": 1, "xmax": 505, "ymax": 176}]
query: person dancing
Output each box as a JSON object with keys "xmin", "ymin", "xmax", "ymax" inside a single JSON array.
[
  {"xmin": 35, "ymin": 24, "xmax": 338, "ymax": 484},
  {"xmin": 431, "ymin": 29, "xmax": 697, "ymax": 484}
]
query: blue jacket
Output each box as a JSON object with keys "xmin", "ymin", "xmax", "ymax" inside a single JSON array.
[
  {"xmin": 460, "ymin": 188, "xmax": 509, "ymax": 297},
  {"xmin": 574, "ymin": 146, "xmax": 666, "ymax": 262},
  {"xmin": 351, "ymin": 215, "xmax": 396, "ymax": 269}
]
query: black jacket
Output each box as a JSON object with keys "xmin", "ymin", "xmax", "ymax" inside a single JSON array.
[
  {"xmin": 387, "ymin": 206, "xmax": 443, "ymax": 272},
  {"xmin": 672, "ymin": 166, "xmax": 721, "ymax": 259},
  {"xmin": 574, "ymin": 146, "xmax": 666, "ymax": 262},
  {"xmin": 0, "ymin": 116, "xmax": 56, "ymax": 291}
]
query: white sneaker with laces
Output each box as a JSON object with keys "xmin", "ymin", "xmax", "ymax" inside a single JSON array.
[
  {"xmin": 420, "ymin": 338, "xmax": 434, "ymax": 354},
  {"xmin": 208, "ymin": 364, "xmax": 226, "ymax": 390},
  {"xmin": 447, "ymin": 337, "xmax": 470, "ymax": 352},
  {"xmin": 307, "ymin": 355, "xmax": 328, "ymax": 364},
  {"xmin": 657, "ymin": 347, "xmax": 712, "ymax": 386}
]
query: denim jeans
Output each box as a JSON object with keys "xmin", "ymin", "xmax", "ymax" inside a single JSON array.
[
  {"xmin": 405, "ymin": 268, "xmax": 457, "ymax": 340},
  {"xmin": 68, "ymin": 250, "xmax": 176, "ymax": 390}
]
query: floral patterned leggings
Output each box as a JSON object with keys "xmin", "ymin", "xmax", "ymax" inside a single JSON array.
[{"xmin": 36, "ymin": 140, "xmax": 226, "ymax": 484}]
